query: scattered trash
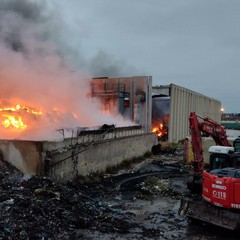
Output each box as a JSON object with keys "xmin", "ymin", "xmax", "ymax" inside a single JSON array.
[
  {"xmin": 0, "ymin": 171, "xmax": 135, "ymax": 239},
  {"xmin": 1, "ymin": 149, "xmax": 237, "ymax": 239}
]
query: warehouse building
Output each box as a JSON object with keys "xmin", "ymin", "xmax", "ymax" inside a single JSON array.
[
  {"xmin": 152, "ymin": 84, "xmax": 221, "ymax": 142},
  {"xmin": 91, "ymin": 76, "xmax": 222, "ymax": 143}
]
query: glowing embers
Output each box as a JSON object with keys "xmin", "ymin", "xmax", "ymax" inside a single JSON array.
[
  {"xmin": 152, "ymin": 121, "xmax": 168, "ymax": 140},
  {"xmin": 0, "ymin": 104, "xmax": 42, "ymax": 129}
]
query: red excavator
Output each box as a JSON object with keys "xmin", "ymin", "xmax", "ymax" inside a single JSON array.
[{"xmin": 180, "ymin": 112, "xmax": 240, "ymax": 230}]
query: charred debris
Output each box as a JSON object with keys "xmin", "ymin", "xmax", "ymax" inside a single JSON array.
[{"xmin": 0, "ymin": 142, "xmax": 187, "ymax": 239}]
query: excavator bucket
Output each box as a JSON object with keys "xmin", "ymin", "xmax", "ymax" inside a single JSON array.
[{"xmin": 179, "ymin": 196, "xmax": 240, "ymax": 230}]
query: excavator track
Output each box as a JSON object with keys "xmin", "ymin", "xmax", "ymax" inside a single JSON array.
[{"xmin": 180, "ymin": 195, "xmax": 240, "ymax": 230}]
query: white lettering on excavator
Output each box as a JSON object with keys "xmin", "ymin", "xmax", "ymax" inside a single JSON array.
[
  {"xmin": 231, "ymin": 204, "xmax": 240, "ymax": 209},
  {"xmin": 212, "ymin": 190, "xmax": 226, "ymax": 200},
  {"xmin": 212, "ymin": 184, "xmax": 226, "ymax": 190}
]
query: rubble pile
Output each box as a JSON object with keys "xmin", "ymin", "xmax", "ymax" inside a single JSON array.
[
  {"xmin": 0, "ymin": 148, "xmax": 192, "ymax": 239},
  {"xmin": 0, "ymin": 170, "xmax": 135, "ymax": 239}
]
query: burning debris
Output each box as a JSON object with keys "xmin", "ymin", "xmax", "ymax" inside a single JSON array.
[
  {"xmin": 0, "ymin": 104, "xmax": 42, "ymax": 129},
  {"xmin": 151, "ymin": 96, "xmax": 170, "ymax": 141},
  {"xmin": 152, "ymin": 121, "xmax": 168, "ymax": 140}
]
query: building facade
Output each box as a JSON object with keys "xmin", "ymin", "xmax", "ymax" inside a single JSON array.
[
  {"xmin": 153, "ymin": 84, "xmax": 221, "ymax": 142},
  {"xmin": 91, "ymin": 76, "xmax": 152, "ymax": 132},
  {"xmin": 91, "ymin": 77, "xmax": 222, "ymax": 143}
]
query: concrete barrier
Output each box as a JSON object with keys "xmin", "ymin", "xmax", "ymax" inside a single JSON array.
[
  {"xmin": 48, "ymin": 133, "xmax": 157, "ymax": 182},
  {"xmin": 0, "ymin": 127, "xmax": 157, "ymax": 182},
  {"xmin": 0, "ymin": 140, "xmax": 43, "ymax": 176}
]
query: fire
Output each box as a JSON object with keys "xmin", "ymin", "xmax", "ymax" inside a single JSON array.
[
  {"xmin": 152, "ymin": 123, "xmax": 164, "ymax": 137},
  {"xmin": 0, "ymin": 104, "xmax": 42, "ymax": 130},
  {"xmin": 2, "ymin": 115, "xmax": 27, "ymax": 129},
  {"xmin": 0, "ymin": 104, "xmax": 42, "ymax": 115},
  {"xmin": 152, "ymin": 122, "xmax": 168, "ymax": 140}
]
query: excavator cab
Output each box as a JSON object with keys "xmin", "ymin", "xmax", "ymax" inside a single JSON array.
[
  {"xmin": 203, "ymin": 167, "xmax": 240, "ymax": 209},
  {"xmin": 202, "ymin": 145, "xmax": 240, "ymax": 209},
  {"xmin": 208, "ymin": 146, "xmax": 240, "ymax": 170},
  {"xmin": 187, "ymin": 146, "xmax": 240, "ymax": 193},
  {"xmin": 210, "ymin": 153, "xmax": 240, "ymax": 170}
]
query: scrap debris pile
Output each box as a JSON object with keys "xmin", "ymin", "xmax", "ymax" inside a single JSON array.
[
  {"xmin": 0, "ymin": 145, "xmax": 189, "ymax": 240},
  {"xmin": 0, "ymin": 168, "xmax": 135, "ymax": 239}
]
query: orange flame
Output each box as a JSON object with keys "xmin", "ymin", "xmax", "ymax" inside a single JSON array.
[
  {"xmin": 2, "ymin": 115, "xmax": 27, "ymax": 129},
  {"xmin": 0, "ymin": 104, "xmax": 42, "ymax": 115},
  {"xmin": 0, "ymin": 104, "xmax": 42, "ymax": 130},
  {"xmin": 151, "ymin": 122, "xmax": 168, "ymax": 138}
]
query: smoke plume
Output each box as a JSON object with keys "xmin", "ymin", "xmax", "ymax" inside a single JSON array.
[{"xmin": 0, "ymin": 0, "xmax": 133, "ymax": 140}]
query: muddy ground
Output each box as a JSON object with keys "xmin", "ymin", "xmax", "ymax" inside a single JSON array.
[{"xmin": 0, "ymin": 148, "xmax": 240, "ymax": 240}]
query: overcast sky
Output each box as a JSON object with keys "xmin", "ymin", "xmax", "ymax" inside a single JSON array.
[{"xmin": 52, "ymin": 0, "xmax": 240, "ymax": 113}]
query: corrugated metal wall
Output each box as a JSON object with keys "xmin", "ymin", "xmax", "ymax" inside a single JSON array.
[{"xmin": 168, "ymin": 84, "xmax": 221, "ymax": 142}]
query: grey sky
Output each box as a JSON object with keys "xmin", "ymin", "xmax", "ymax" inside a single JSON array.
[
  {"xmin": 53, "ymin": 0, "xmax": 240, "ymax": 113},
  {"xmin": 1, "ymin": 0, "xmax": 239, "ymax": 114}
]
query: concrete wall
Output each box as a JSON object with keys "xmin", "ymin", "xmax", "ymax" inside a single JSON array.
[
  {"xmin": 48, "ymin": 133, "xmax": 157, "ymax": 182},
  {"xmin": 0, "ymin": 140, "xmax": 43, "ymax": 176},
  {"xmin": 0, "ymin": 127, "xmax": 157, "ymax": 182}
]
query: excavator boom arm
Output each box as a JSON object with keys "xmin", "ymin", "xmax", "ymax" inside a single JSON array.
[
  {"xmin": 189, "ymin": 112, "xmax": 230, "ymax": 176},
  {"xmin": 199, "ymin": 117, "xmax": 231, "ymax": 146},
  {"xmin": 189, "ymin": 112, "xmax": 204, "ymax": 177}
]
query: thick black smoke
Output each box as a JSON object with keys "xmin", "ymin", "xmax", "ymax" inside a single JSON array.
[
  {"xmin": 0, "ymin": 0, "xmax": 47, "ymax": 52},
  {"xmin": 0, "ymin": 0, "xmax": 133, "ymax": 140},
  {"xmin": 0, "ymin": 0, "xmax": 139, "ymax": 77}
]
